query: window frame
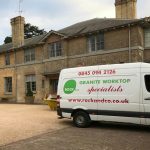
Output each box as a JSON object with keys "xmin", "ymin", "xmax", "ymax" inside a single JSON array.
[
  {"xmin": 88, "ymin": 33, "xmax": 104, "ymax": 52},
  {"xmin": 4, "ymin": 77, "xmax": 12, "ymax": 94},
  {"xmin": 42, "ymin": 79, "xmax": 45, "ymax": 88},
  {"xmin": 48, "ymin": 41, "xmax": 62, "ymax": 58},
  {"xmin": 25, "ymin": 75, "xmax": 36, "ymax": 93},
  {"xmin": 144, "ymin": 28, "xmax": 150, "ymax": 48},
  {"xmin": 5, "ymin": 52, "xmax": 10, "ymax": 66},
  {"xmin": 24, "ymin": 48, "xmax": 35, "ymax": 63}
]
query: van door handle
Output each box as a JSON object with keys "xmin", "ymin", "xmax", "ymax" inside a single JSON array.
[{"xmin": 144, "ymin": 97, "xmax": 150, "ymax": 100}]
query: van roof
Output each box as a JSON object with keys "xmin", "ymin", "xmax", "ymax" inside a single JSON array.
[{"xmin": 61, "ymin": 62, "xmax": 150, "ymax": 73}]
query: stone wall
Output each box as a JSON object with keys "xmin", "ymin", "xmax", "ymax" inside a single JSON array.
[
  {"xmin": 0, "ymin": 68, "xmax": 16, "ymax": 102},
  {"xmin": 16, "ymin": 63, "xmax": 45, "ymax": 103}
]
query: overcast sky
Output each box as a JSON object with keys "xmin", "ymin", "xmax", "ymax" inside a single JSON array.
[{"xmin": 0, "ymin": 0, "xmax": 149, "ymax": 45}]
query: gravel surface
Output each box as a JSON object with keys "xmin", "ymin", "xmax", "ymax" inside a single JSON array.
[
  {"xmin": 0, "ymin": 104, "xmax": 70, "ymax": 146},
  {"xmin": 1, "ymin": 123, "xmax": 150, "ymax": 150},
  {"xmin": 1, "ymin": 104, "xmax": 150, "ymax": 150}
]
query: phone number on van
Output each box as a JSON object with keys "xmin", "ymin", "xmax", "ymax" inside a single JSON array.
[{"xmin": 78, "ymin": 69, "xmax": 116, "ymax": 76}]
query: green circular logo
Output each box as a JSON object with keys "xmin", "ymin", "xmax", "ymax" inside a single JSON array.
[{"xmin": 64, "ymin": 80, "xmax": 76, "ymax": 94}]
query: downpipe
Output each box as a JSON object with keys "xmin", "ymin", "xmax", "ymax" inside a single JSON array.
[{"xmin": 128, "ymin": 24, "xmax": 131, "ymax": 63}]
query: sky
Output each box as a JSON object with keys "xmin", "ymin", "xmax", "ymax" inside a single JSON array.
[{"xmin": 0, "ymin": 0, "xmax": 149, "ymax": 45}]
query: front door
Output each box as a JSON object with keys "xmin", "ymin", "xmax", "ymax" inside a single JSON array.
[{"xmin": 50, "ymin": 79, "xmax": 58, "ymax": 94}]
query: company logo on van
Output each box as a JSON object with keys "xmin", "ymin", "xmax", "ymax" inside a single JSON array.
[{"xmin": 64, "ymin": 80, "xmax": 76, "ymax": 94}]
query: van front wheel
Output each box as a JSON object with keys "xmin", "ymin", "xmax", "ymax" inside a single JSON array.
[{"xmin": 73, "ymin": 111, "xmax": 91, "ymax": 128}]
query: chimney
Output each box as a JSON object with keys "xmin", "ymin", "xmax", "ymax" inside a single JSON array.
[
  {"xmin": 115, "ymin": 0, "xmax": 137, "ymax": 19},
  {"xmin": 11, "ymin": 16, "xmax": 25, "ymax": 48}
]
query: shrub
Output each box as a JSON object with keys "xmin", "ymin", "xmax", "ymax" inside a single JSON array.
[{"xmin": 26, "ymin": 86, "xmax": 33, "ymax": 97}]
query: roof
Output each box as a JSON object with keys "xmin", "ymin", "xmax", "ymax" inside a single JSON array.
[
  {"xmin": 23, "ymin": 33, "xmax": 47, "ymax": 47},
  {"xmin": 0, "ymin": 17, "xmax": 145, "ymax": 53},
  {"xmin": 41, "ymin": 30, "xmax": 67, "ymax": 42},
  {"xmin": 0, "ymin": 33, "xmax": 46, "ymax": 53},
  {"xmin": 0, "ymin": 43, "xmax": 13, "ymax": 53},
  {"xmin": 58, "ymin": 18, "xmax": 140, "ymax": 37}
]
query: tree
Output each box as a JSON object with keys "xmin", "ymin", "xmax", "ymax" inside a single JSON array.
[
  {"xmin": 4, "ymin": 23, "xmax": 47, "ymax": 44},
  {"xmin": 24, "ymin": 23, "xmax": 46, "ymax": 39},
  {"xmin": 4, "ymin": 36, "xmax": 12, "ymax": 44}
]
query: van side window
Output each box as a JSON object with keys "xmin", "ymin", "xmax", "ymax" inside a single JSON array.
[{"xmin": 145, "ymin": 75, "xmax": 150, "ymax": 92}]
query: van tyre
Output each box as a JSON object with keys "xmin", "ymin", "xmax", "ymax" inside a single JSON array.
[{"xmin": 73, "ymin": 111, "xmax": 91, "ymax": 128}]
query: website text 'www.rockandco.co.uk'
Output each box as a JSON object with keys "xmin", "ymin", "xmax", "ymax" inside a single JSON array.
[{"xmin": 68, "ymin": 98, "xmax": 129, "ymax": 104}]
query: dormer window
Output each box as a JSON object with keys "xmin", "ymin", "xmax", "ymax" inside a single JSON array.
[{"xmin": 48, "ymin": 42, "xmax": 62, "ymax": 57}]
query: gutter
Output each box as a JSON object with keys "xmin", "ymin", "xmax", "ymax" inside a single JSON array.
[{"xmin": 14, "ymin": 49, "xmax": 17, "ymax": 102}]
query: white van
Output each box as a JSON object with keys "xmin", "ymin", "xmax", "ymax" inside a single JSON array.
[{"xmin": 57, "ymin": 63, "xmax": 150, "ymax": 127}]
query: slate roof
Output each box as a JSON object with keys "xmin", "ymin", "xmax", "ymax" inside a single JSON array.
[
  {"xmin": 23, "ymin": 33, "xmax": 47, "ymax": 47},
  {"xmin": 0, "ymin": 18, "xmax": 143, "ymax": 53},
  {"xmin": 58, "ymin": 18, "xmax": 140, "ymax": 37},
  {"xmin": 0, "ymin": 43, "xmax": 13, "ymax": 53},
  {"xmin": 0, "ymin": 33, "xmax": 46, "ymax": 53}
]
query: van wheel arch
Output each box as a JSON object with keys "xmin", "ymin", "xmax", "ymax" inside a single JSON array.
[{"xmin": 72, "ymin": 109, "xmax": 91, "ymax": 128}]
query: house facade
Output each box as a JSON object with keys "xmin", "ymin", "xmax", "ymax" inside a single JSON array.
[{"xmin": 0, "ymin": 0, "xmax": 150, "ymax": 103}]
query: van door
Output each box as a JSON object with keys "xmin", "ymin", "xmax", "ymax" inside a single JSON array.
[
  {"xmin": 97, "ymin": 73, "xmax": 141, "ymax": 124},
  {"xmin": 142, "ymin": 74, "xmax": 150, "ymax": 125}
]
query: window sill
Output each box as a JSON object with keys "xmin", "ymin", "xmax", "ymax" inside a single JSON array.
[
  {"xmin": 4, "ymin": 64, "xmax": 15, "ymax": 68},
  {"xmin": 24, "ymin": 61, "xmax": 35, "ymax": 64},
  {"xmin": 145, "ymin": 47, "xmax": 150, "ymax": 50},
  {"xmin": 89, "ymin": 49, "xmax": 104, "ymax": 53},
  {"xmin": 49, "ymin": 56, "xmax": 62, "ymax": 58},
  {"xmin": 4, "ymin": 92, "xmax": 12, "ymax": 95},
  {"xmin": 44, "ymin": 56, "xmax": 66, "ymax": 62},
  {"xmin": 26, "ymin": 92, "xmax": 36, "ymax": 94}
]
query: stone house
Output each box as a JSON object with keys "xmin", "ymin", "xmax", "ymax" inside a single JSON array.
[{"xmin": 0, "ymin": 0, "xmax": 150, "ymax": 103}]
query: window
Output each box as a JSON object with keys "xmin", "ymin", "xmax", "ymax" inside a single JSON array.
[
  {"xmin": 145, "ymin": 28, "xmax": 150, "ymax": 47},
  {"xmin": 5, "ymin": 52, "xmax": 10, "ymax": 65},
  {"xmin": 145, "ymin": 75, "xmax": 150, "ymax": 92},
  {"xmin": 5, "ymin": 77, "xmax": 12, "ymax": 93},
  {"xmin": 50, "ymin": 79, "xmax": 58, "ymax": 93},
  {"xmin": 24, "ymin": 49, "xmax": 35, "ymax": 63},
  {"xmin": 42, "ymin": 80, "xmax": 45, "ymax": 88},
  {"xmin": 25, "ymin": 75, "xmax": 36, "ymax": 92},
  {"xmin": 48, "ymin": 42, "xmax": 62, "ymax": 57},
  {"xmin": 88, "ymin": 33, "xmax": 104, "ymax": 52}
]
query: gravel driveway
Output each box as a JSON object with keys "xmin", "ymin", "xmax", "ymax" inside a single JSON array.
[
  {"xmin": 0, "ymin": 104, "xmax": 70, "ymax": 146},
  {"xmin": 1, "ymin": 122, "xmax": 150, "ymax": 150},
  {"xmin": 1, "ymin": 104, "xmax": 150, "ymax": 150}
]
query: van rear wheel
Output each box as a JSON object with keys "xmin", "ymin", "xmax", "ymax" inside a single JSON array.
[{"xmin": 73, "ymin": 111, "xmax": 91, "ymax": 128}]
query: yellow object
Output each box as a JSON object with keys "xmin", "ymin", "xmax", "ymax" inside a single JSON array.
[{"xmin": 44, "ymin": 99, "xmax": 57, "ymax": 111}]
